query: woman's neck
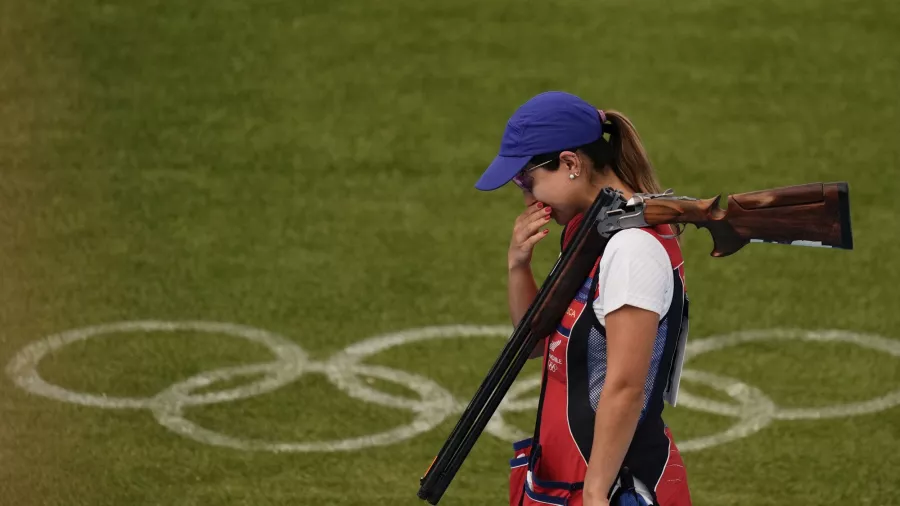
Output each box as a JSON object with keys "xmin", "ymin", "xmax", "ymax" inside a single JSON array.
[{"xmin": 580, "ymin": 179, "xmax": 636, "ymax": 212}]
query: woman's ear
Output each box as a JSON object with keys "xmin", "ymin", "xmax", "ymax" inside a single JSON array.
[{"xmin": 559, "ymin": 150, "xmax": 581, "ymax": 175}]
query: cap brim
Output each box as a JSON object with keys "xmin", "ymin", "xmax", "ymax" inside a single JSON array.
[{"xmin": 474, "ymin": 154, "xmax": 532, "ymax": 191}]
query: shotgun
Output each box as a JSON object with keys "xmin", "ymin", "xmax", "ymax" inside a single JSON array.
[
  {"xmin": 607, "ymin": 181, "xmax": 853, "ymax": 256},
  {"xmin": 417, "ymin": 181, "xmax": 852, "ymax": 504}
]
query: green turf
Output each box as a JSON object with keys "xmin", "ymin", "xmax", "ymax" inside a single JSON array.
[
  {"xmin": 39, "ymin": 330, "xmax": 276, "ymax": 398},
  {"xmin": 2, "ymin": 0, "xmax": 900, "ymax": 504},
  {"xmin": 689, "ymin": 338, "xmax": 900, "ymax": 407}
]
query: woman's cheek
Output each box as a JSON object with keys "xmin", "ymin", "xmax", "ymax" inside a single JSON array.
[{"xmin": 530, "ymin": 190, "xmax": 555, "ymax": 209}]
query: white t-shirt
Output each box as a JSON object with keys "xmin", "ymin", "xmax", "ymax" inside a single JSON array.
[{"xmin": 592, "ymin": 228, "xmax": 674, "ymax": 326}]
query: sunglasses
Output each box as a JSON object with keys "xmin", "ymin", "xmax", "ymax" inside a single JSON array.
[{"xmin": 511, "ymin": 158, "xmax": 555, "ymax": 192}]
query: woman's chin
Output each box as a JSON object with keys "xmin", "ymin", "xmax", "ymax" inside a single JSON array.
[{"xmin": 554, "ymin": 216, "xmax": 570, "ymax": 226}]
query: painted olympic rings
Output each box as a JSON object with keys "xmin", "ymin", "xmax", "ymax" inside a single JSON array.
[{"xmin": 7, "ymin": 322, "xmax": 900, "ymax": 453}]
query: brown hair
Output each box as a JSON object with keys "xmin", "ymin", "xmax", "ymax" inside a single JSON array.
[{"xmin": 602, "ymin": 110, "xmax": 662, "ymax": 195}]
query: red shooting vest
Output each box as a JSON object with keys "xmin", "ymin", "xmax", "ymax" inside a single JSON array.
[{"xmin": 509, "ymin": 213, "xmax": 692, "ymax": 506}]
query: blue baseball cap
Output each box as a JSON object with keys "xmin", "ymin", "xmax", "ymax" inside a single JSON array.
[{"xmin": 475, "ymin": 91, "xmax": 605, "ymax": 191}]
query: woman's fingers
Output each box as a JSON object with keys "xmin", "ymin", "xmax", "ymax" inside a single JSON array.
[
  {"xmin": 509, "ymin": 202, "xmax": 552, "ymax": 269},
  {"xmin": 525, "ymin": 202, "xmax": 548, "ymax": 222},
  {"xmin": 520, "ymin": 207, "xmax": 552, "ymax": 239},
  {"xmin": 515, "ymin": 201, "xmax": 545, "ymax": 227},
  {"xmin": 522, "ymin": 227, "xmax": 551, "ymax": 248}
]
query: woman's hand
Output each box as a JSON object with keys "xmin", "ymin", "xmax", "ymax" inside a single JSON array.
[{"xmin": 508, "ymin": 202, "xmax": 552, "ymax": 270}]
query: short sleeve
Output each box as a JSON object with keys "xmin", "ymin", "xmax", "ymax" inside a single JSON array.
[{"xmin": 592, "ymin": 229, "xmax": 673, "ymax": 327}]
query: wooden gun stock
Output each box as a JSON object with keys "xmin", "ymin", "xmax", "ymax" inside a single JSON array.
[{"xmin": 642, "ymin": 182, "xmax": 853, "ymax": 257}]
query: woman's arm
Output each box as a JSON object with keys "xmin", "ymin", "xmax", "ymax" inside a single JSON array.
[
  {"xmin": 507, "ymin": 201, "xmax": 553, "ymax": 358},
  {"xmin": 582, "ymin": 304, "xmax": 659, "ymax": 504},
  {"xmin": 507, "ymin": 264, "xmax": 545, "ymax": 358},
  {"xmin": 581, "ymin": 229, "xmax": 673, "ymax": 505}
]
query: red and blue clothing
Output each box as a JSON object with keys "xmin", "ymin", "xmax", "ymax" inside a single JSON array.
[{"xmin": 509, "ymin": 215, "xmax": 692, "ymax": 506}]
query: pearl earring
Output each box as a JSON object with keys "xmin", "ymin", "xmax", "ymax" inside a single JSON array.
[{"xmin": 569, "ymin": 173, "xmax": 576, "ymax": 180}]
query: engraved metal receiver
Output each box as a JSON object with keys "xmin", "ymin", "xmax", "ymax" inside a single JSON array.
[{"xmin": 594, "ymin": 188, "xmax": 696, "ymax": 238}]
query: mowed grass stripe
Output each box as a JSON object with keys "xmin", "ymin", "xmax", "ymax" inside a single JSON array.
[{"xmin": 0, "ymin": 2, "xmax": 121, "ymax": 505}]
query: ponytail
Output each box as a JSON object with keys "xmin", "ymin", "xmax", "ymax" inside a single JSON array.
[
  {"xmin": 602, "ymin": 110, "xmax": 683, "ymax": 240},
  {"xmin": 602, "ymin": 110, "xmax": 662, "ymax": 195}
]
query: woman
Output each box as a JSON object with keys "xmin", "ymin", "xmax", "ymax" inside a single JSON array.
[{"xmin": 474, "ymin": 92, "xmax": 692, "ymax": 506}]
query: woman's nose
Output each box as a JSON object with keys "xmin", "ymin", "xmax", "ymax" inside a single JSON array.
[{"xmin": 522, "ymin": 192, "xmax": 537, "ymax": 207}]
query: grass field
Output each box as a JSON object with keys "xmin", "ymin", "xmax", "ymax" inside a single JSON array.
[{"xmin": 2, "ymin": 0, "xmax": 899, "ymax": 505}]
